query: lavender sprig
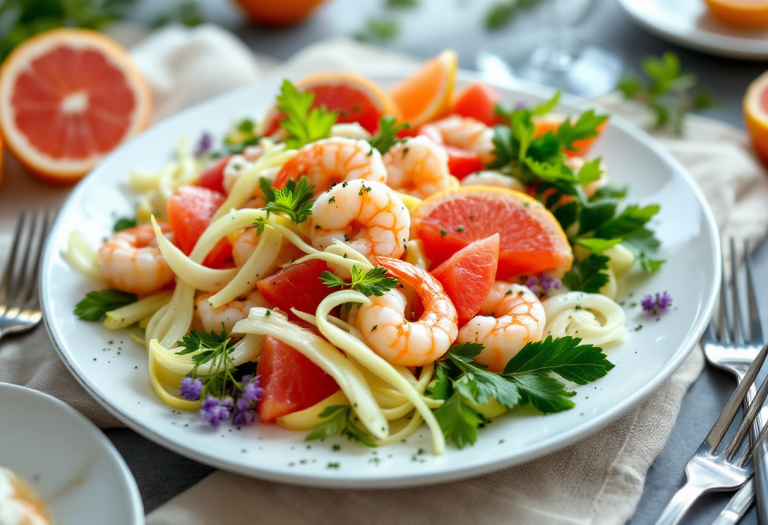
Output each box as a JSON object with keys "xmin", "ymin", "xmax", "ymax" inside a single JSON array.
[{"xmin": 641, "ymin": 291, "xmax": 673, "ymax": 315}]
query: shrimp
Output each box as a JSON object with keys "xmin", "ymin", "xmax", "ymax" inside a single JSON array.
[
  {"xmin": 420, "ymin": 115, "xmax": 495, "ymax": 164},
  {"xmin": 461, "ymin": 170, "xmax": 525, "ymax": 192},
  {"xmin": 457, "ymin": 283, "xmax": 546, "ymax": 372},
  {"xmin": 272, "ymin": 137, "xmax": 387, "ymax": 195},
  {"xmin": 382, "ymin": 136, "xmax": 451, "ymax": 199},
  {"xmin": 231, "ymin": 227, "xmax": 305, "ymax": 267},
  {"xmin": 310, "ymin": 179, "xmax": 410, "ymax": 262},
  {"xmin": 193, "ymin": 289, "xmax": 270, "ymax": 334},
  {"xmin": 98, "ymin": 224, "xmax": 175, "ymax": 296},
  {"xmin": 357, "ymin": 257, "xmax": 458, "ymax": 366}
]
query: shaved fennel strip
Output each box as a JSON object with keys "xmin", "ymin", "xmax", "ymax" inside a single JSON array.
[
  {"xmin": 148, "ymin": 352, "xmax": 200, "ymax": 411},
  {"xmin": 148, "ymin": 334, "xmax": 264, "ymax": 376},
  {"xmin": 151, "ymin": 217, "xmax": 237, "ymax": 291},
  {"xmin": 207, "ymin": 227, "xmax": 281, "ymax": 308},
  {"xmin": 158, "ymin": 281, "xmax": 197, "ymax": 349},
  {"xmin": 189, "ymin": 209, "xmax": 267, "ymax": 263},
  {"xmin": 232, "ymin": 308, "xmax": 388, "ymax": 438},
  {"xmin": 63, "ymin": 230, "xmax": 103, "ymax": 282},
  {"xmin": 543, "ymin": 292, "xmax": 626, "ymax": 346},
  {"xmin": 211, "ymin": 147, "xmax": 296, "ymax": 222},
  {"xmin": 104, "ymin": 290, "xmax": 173, "ymax": 330},
  {"xmin": 314, "ymin": 290, "xmax": 445, "ymax": 454},
  {"xmin": 376, "ymin": 414, "xmax": 424, "ymax": 446}
]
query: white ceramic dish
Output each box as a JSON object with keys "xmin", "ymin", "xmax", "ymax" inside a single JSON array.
[
  {"xmin": 0, "ymin": 383, "xmax": 142, "ymax": 524},
  {"xmin": 618, "ymin": 0, "xmax": 768, "ymax": 60},
  {"xmin": 40, "ymin": 71, "xmax": 720, "ymax": 488}
]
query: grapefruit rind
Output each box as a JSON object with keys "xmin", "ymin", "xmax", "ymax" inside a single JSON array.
[
  {"xmin": 744, "ymin": 70, "xmax": 768, "ymax": 164},
  {"xmin": 0, "ymin": 28, "xmax": 151, "ymax": 182},
  {"xmin": 388, "ymin": 50, "xmax": 457, "ymax": 128}
]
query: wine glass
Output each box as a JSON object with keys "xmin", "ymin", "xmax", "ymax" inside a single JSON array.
[{"xmin": 477, "ymin": 0, "xmax": 623, "ymax": 98}]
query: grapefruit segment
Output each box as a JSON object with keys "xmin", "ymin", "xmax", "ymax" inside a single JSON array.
[
  {"xmin": 260, "ymin": 72, "xmax": 399, "ymax": 136},
  {"xmin": 431, "ymin": 234, "xmax": 499, "ymax": 326},
  {"xmin": 412, "ymin": 187, "xmax": 572, "ymax": 279},
  {"xmin": 744, "ymin": 70, "xmax": 768, "ymax": 164},
  {"xmin": 0, "ymin": 28, "xmax": 151, "ymax": 183},
  {"xmin": 389, "ymin": 50, "xmax": 457, "ymax": 128},
  {"xmin": 451, "ymin": 82, "xmax": 501, "ymax": 127},
  {"xmin": 703, "ymin": 0, "xmax": 768, "ymax": 28}
]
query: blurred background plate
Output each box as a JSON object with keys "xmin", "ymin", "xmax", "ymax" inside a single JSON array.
[
  {"xmin": 39, "ymin": 71, "xmax": 720, "ymax": 488},
  {"xmin": 617, "ymin": 0, "xmax": 768, "ymax": 60},
  {"xmin": 0, "ymin": 383, "xmax": 142, "ymax": 525}
]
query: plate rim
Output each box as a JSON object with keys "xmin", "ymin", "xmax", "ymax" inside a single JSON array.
[
  {"xmin": 40, "ymin": 69, "xmax": 721, "ymax": 488},
  {"xmin": 617, "ymin": 0, "xmax": 768, "ymax": 60},
  {"xmin": 0, "ymin": 383, "xmax": 144, "ymax": 523}
]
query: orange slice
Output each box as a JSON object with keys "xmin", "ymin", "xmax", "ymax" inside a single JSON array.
[
  {"xmin": 389, "ymin": 50, "xmax": 457, "ymax": 128},
  {"xmin": 0, "ymin": 28, "xmax": 151, "ymax": 184},
  {"xmin": 260, "ymin": 72, "xmax": 400, "ymax": 136},
  {"xmin": 745, "ymin": 70, "xmax": 768, "ymax": 164},
  {"xmin": 411, "ymin": 186, "xmax": 573, "ymax": 279},
  {"xmin": 704, "ymin": 0, "xmax": 768, "ymax": 29}
]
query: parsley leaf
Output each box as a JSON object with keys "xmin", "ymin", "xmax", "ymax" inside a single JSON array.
[
  {"xmin": 556, "ymin": 110, "xmax": 609, "ymax": 153},
  {"xmin": 370, "ymin": 117, "xmax": 410, "ymax": 154},
  {"xmin": 320, "ymin": 266, "xmax": 398, "ymax": 297},
  {"xmin": 113, "ymin": 217, "xmax": 137, "ymax": 232},
  {"xmin": 623, "ymin": 228, "xmax": 665, "ymax": 272},
  {"xmin": 306, "ymin": 405, "xmax": 377, "ymax": 447},
  {"xmin": 258, "ymin": 177, "xmax": 276, "ymax": 203},
  {"xmin": 562, "ymin": 254, "xmax": 611, "ymax": 293},
  {"xmin": 176, "ymin": 327, "xmax": 235, "ymax": 377},
  {"xmin": 507, "ymin": 373, "xmax": 576, "ymax": 413},
  {"xmin": 352, "ymin": 18, "xmax": 399, "ymax": 43},
  {"xmin": 503, "ymin": 336, "xmax": 616, "ymax": 384},
  {"xmin": 433, "ymin": 385, "xmax": 485, "ymax": 449},
  {"xmin": 222, "ymin": 118, "xmax": 260, "ymax": 154},
  {"xmin": 576, "ymin": 238, "xmax": 622, "ymax": 254},
  {"xmin": 258, "ymin": 177, "xmax": 315, "ymax": 230},
  {"xmin": 593, "ymin": 204, "xmax": 660, "ymax": 239},
  {"xmin": 276, "ymin": 79, "xmax": 337, "ymax": 149},
  {"xmin": 75, "ymin": 289, "xmax": 138, "ymax": 321}
]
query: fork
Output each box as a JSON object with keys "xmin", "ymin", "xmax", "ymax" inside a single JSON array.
[
  {"xmin": 654, "ymin": 328, "xmax": 768, "ymax": 524},
  {"xmin": 705, "ymin": 239, "xmax": 766, "ymax": 525},
  {"xmin": 0, "ymin": 209, "xmax": 51, "ymax": 342}
]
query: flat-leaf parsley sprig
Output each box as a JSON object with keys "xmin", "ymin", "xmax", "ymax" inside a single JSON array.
[
  {"xmin": 277, "ymin": 79, "xmax": 337, "ymax": 150},
  {"xmin": 370, "ymin": 116, "xmax": 410, "ymax": 154},
  {"xmin": 254, "ymin": 177, "xmax": 315, "ymax": 234},
  {"xmin": 320, "ymin": 266, "xmax": 398, "ymax": 297},
  {"xmin": 429, "ymin": 337, "xmax": 614, "ymax": 448},
  {"xmin": 176, "ymin": 327, "xmax": 264, "ymax": 427},
  {"xmin": 74, "ymin": 289, "xmax": 138, "ymax": 322},
  {"xmin": 306, "ymin": 405, "xmax": 377, "ymax": 447}
]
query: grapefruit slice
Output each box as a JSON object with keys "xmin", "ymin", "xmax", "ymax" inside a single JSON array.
[
  {"xmin": 704, "ymin": 0, "xmax": 768, "ymax": 28},
  {"xmin": 0, "ymin": 28, "xmax": 151, "ymax": 184},
  {"xmin": 412, "ymin": 187, "xmax": 572, "ymax": 279},
  {"xmin": 388, "ymin": 50, "xmax": 457, "ymax": 128},
  {"xmin": 260, "ymin": 72, "xmax": 400, "ymax": 136},
  {"xmin": 744, "ymin": 70, "xmax": 768, "ymax": 164},
  {"xmin": 431, "ymin": 234, "xmax": 499, "ymax": 326}
]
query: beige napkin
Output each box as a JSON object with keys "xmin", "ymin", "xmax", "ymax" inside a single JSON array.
[{"xmin": 0, "ymin": 23, "xmax": 765, "ymax": 524}]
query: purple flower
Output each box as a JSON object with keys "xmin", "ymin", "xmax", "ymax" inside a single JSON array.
[
  {"xmin": 515, "ymin": 101, "xmax": 528, "ymax": 110},
  {"xmin": 641, "ymin": 295, "xmax": 656, "ymax": 313},
  {"xmin": 233, "ymin": 409, "xmax": 254, "ymax": 426},
  {"xmin": 525, "ymin": 276, "xmax": 540, "ymax": 294},
  {"xmin": 180, "ymin": 377, "xmax": 203, "ymax": 401},
  {"xmin": 657, "ymin": 291, "xmax": 673, "ymax": 311},
  {"xmin": 195, "ymin": 132, "xmax": 213, "ymax": 157},
  {"xmin": 524, "ymin": 273, "xmax": 561, "ymax": 297},
  {"xmin": 199, "ymin": 396, "xmax": 231, "ymax": 427},
  {"xmin": 241, "ymin": 375, "xmax": 264, "ymax": 403}
]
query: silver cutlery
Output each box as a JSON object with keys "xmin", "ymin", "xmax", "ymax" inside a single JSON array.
[
  {"xmin": 0, "ymin": 209, "xmax": 51, "ymax": 342},
  {"xmin": 654, "ymin": 335, "xmax": 768, "ymax": 525},
  {"xmin": 706, "ymin": 239, "xmax": 766, "ymax": 525}
]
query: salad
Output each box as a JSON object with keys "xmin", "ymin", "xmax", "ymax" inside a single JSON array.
[{"xmin": 69, "ymin": 51, "xmax": 665, "ymax": 455}]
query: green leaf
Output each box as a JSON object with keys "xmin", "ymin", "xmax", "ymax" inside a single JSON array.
[
  {"xmin": 532, "ymin": 91, "xmax": 561, "ymax": 116},
  {"xmin": 589, "ymin": 184, "xmax": 627, "ymax": 202},
  {"xmin": 427, "ymin": 366, "xmax": 453, "ymax": 400},
  {"xmin": 578, "ymin": 199, "xmax": 618, "ymax": 235},
  {"xmin": 556, "ymin": 110, "xmax": 609, "ymax": 152},
  {"xmin": 527, "ymin": 132, "xmax": 561, "ymax": 162},
  {"xmin": 320, "ymin": 266, "xmax": 398, "ymax": 297},
  {"xmin": 434, "ymin": 388, "xmax": 485, "ymax": 449},
  {"xmin": 488, "ymin": 125, "xmax": 516, "ymax": 168},
  {"xmin": 553, "ymin": 201, "xmax": 579, "ymax": 231},
  {"xmin": 448, "ymin": 342, "xmax": 485, "ymax": 361},
  {"xmin": 353, "ymin": 18, "xmax": 399, "ymax": 42},
  {"xmin": 74, "ymin": 289, "xmax": 138, "ymax": 321},
  {"xmin": 576, "ymin": 237, "xmax": 622, "ymax": 254},
  {"xmin": 386, "ymin": 0, "xmax": 418, "ymax": 7},
  {"xmin": 576, "ymin": 158, "xmax": 604, "ymax": 185},
  {"xmin": 622, "ymin": 228, "xmax": 665, "ymax": 272},
  {"xmin": 306, "ymin": 405, "xmax": 348, "ymax": 441},
  {"xmin": 113, "ymin": 217, "xmax": 137, "ymax": 232},
  {"xmin": 562, "ymin": 253, "xmax": 610, "ymax": 293},
  {"xmin": 692, "ymin": 89, "xmax": 718, "ymax": 110},
  {"xmin": 262, "ymin": 176, "xmax": 315, "ymax": 225},
  {"xmin": 276, "ymin": 79, "xmax": 337, "ymax": 149},
  {"xmin": 593, "ymin": 204, "xmax": 660, "ymax": 239},
  {"xmin": 259, "ymin": 177, "xmax": 276, "ymax": 203},
  {"xmin": 370, "ymin": 117, "xmax": 410, "ymax": 154},
  {"xmin": 503, "ymin": 336, "xmax": 615, "ymax": 385},
  {"xmin": 508, "ymin": 373, "xmax": 576, "ymax": 413},
  {"xmin": 616, "ymin": 74, "xmax": 641, "ymax": 98}
]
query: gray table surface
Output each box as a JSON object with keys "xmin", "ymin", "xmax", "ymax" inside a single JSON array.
[{"xmin": 108, "ymin": 0, "xmax": 768, "ymax": 522}]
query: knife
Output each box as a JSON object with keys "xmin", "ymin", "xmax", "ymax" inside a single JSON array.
[{"xmin": 712, "ymin": 479, "xmax": 755, "ymax": 525}]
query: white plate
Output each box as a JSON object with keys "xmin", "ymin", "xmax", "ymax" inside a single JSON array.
[
  {"xmin": 40, "ymin": 72, "xmax": 720, "ymax": 488},
  {"xmin": 618, "ymin": 0, "xmax": 768, "ymax": 60},
  {"xmin": 0, "ymin": 383, "xmax": 142, "ymax": 524}
]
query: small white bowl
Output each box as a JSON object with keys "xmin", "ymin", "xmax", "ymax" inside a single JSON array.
[{"xmin": 0, "ymin": 383, "xmax": 142, "ymax": 525}]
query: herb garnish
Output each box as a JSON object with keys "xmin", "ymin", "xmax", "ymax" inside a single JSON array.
[
  {"xmin": 276, "ymin": 79, "xmax": 337, "ymax": 150},
  {"xmin": 430, "ymin": 338, "xmax": 614, "ymax": 448},
  {"xmin": 306, "ymin": 405, "xmax": 377, "ymax": 447},
  {"xmin": 485, "ymin": 0, "xmax": 543, "ymax": 30},
  {"xmin": 370, "ymin": 116, "xmax": 410, "ymax": 154},
  {"xmin": 75, "ymin": 289, "xmax": 138, "ymax": 321},
  {"xmin": 254, "ymin": 177, "xmax": 315, "ymax": 234},
  {"xmin": 113, "ymin": 217, "xmax": 137, "ymax": 232},
  {"xmin": 320, "ymin": 266, "xmax": 398, "ymax": 297}
]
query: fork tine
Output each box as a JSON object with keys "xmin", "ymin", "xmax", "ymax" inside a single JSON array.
[
  {"xmin": 707, "ymin": 340, "xmax": 768, "ymax": 451},
  {"xmin": 22, "ymin": 210, "xmax": 50, "ymax": 307},
  {"xmin": 0, "ymin": 209, "xmax": 27, "ymax": 304},
  {"xmin": 7, "ymin": 211, "xmax": 38, "ymax": 306},
  {"xmin": 723, "ymin": 370, "xmax": 768, "ymax": 460},
  {"xmin": 718, "ymin": 247, "xmax": 730, "ymax": 343},
  {"xmin": 745, "ymin": 239, "xmax": 764, "ymax": 344},
  {"xmin": 730, "ymin": 238, "xmax": 745, "ymax": 344}
]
